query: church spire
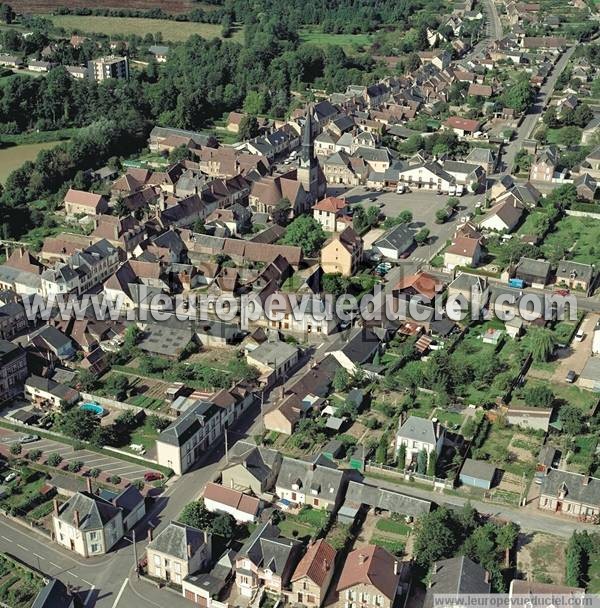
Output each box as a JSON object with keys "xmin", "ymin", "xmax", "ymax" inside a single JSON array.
[{"xmin": 301, "ymin": 104, "xmax": 314, "ymax": 165}]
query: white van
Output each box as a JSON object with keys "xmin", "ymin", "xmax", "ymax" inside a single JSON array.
[{"xmin": 396, "ymin": 184, "xmax": 405, "ymax": 194}]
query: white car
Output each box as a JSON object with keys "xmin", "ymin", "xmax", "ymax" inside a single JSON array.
[
  {"xmin": 4, "ymin": 472, "xmax": 17, "ymax": 483},
  {"xmin": 396, "ymin": 184, "xmax": 405, "ymax": 194},
  {"xmin": 575, "ymin": 329, "xmax": 585, "ymax": 342}
]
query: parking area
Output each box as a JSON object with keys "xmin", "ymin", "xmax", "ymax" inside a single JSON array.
[
  {"xmin": 552, "ymin": 314, "xmax": 598, "ymax": 385},
  {"xmin": 0, "ymin": 429, "xmax": 158, "ymax": 482},
  {"xmin": 329, "ymin": 185, "xmax": 482, "ymax": 264}
]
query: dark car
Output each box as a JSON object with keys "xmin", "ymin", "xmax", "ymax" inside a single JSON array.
[{"xmin": 144, "ymin": 471, "xmax": 164, "ymax": 482}]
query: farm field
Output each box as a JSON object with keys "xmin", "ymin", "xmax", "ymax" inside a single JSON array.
[
  {"xmin": 0, "ymin": 141, "xmax": 64, "ymax": 184},
  {"xmin": 45, "ymin": 15, "xmax": 243, "ymax": 43},
  {"xmin": 12, "ymin": 0, "xmax": 211, "ymax": 14}
]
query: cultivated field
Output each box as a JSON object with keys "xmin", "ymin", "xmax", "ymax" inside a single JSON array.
[
  {"xmin": 14, "ymin": 0, "xmax": 208, "ymax": 14},
  {"xmin": 46, "ymin": 14, "xmax": 242, "ymax": 43}
]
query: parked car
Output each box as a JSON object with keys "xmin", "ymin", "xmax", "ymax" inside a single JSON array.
[
  {"xmin": 575, "ymin": 329, "xmax": 585, "ymax": 342},
  {"xmin": 396, "ymin": 184, "xmax": 405, "ymax": 194},
  {"xmin": 144, "ymin": 471, "xmax": 163, "ymax": 482},
  {"xmin": 4, "ymin": 472, "xmax": 17, "ymax": 483},
  {"xmin": 553, "ymin": 289, "xmax": 570, "ymax": 297},
  {"xmin": 19, "ymin": 434, "xmax": 39, "ymax": 444},
  {"xmin": 565, "ymin": 370, "xmax": 576, "ymax": 383}
]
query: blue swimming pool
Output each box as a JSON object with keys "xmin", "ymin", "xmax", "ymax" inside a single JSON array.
[{"xmin": 80, "ymin": 402, "xmax": 106, "ymax": 417}]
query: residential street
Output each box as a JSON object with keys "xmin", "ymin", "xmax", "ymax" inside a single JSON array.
[
  {"xmin": 501, "ymin": 46, "xmax": 576, "ymax": 174},
  {"xmin": 364, "ymin": 475, "xmax": 597, "ymax": 538}
]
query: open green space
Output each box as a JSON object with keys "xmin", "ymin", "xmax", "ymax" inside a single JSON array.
[
  {"xmin": 541, "ymin": 216, "xmax": 600, "ymax": 265},
  {"xmin": 300, "ymin": 28, "xmax": 373, "ymax": 53},
  {"xmin": 46, "ymin": 14, "xmax": 243, "ymax": 43},
  {"xmin": 278, "ymin": 507, "xmax": 329, "ymax": 542},
  {"xmin": 375, "ymin": 517, "xmax": 411, "ymax": 536}
]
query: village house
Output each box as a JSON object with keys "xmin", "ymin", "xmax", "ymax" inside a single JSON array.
[
  {"xmin": 322, "ymin": 151, "xmax": 370, "ymax": 186},
  {"xmin": 0, "ymin": 340, "xmax": 28, "ymax": 401},
  {"xmin": 555, "ymin": 260, "xmax": 594, "ymax": 294},
  {"xmin": 444, "ymin": 235, "xmax": 483, "ymax": 270},
  {"xmin": 574, "ymin": 173, "xmax": 597, "ymax": 202},
  {"xmin": 478, "ymin": 199, "xmax": 525, "ymax": 232},
  {"xmin": 203, "ymin": 482, "xmax": 261, "ymax": 523},
  {"xmin": 320, "ymin": 227, "xmax": 363, "ymax": 277},
  {"xmin": 24, "ymin": 375, "xmax": 79, "ymax": 410},
  {"xmin": 442, "ymin": 116, "xmax": 481, "ymax": 137},
  {"xmin": 396, "ymin": 416, "xmax": 445, "ymax": 468},
  {"xmin": 312, "ymin": 196, "xmax": 352, "ymax": 232},
  {"xmin": 538, "ymin": 469, "xmax": 600, "ymax": 520},
  {"xmin": 221, "ymin": 441, "xmax": 282, "ymax": 496},
  {"xmin": 0, "ymin": 300, "xmax": 28, "ymax": 340},
  {"xmin": 530, "ymin": 146, "xmax": 559, "ymax": 182},
  {"xmin": 63, "ymin": 189, "xmax": 109, "ymax": 217},
  {"xmin": 52, "ymin": 490, "xmax": 125, "ymax": 558},
  {"xmin": 147, "ymin": 522, "xmax": 212, "ymax": 585},
  {"xmin": 514, "ymin": 257, "xmax": 551, "ymax": 289},
  {"xmin": 396, "ymin": 162, "xmax": 454, "ymax": 192},
  {"xmin": 275, "ymin": 453, "xmax": 347, "ymax": 510},
  {"xmin": 290, "ymin": 539, "xmax": 337, "ymax": 608},
  {"xmin": 507, "ymin": 404, "xmax": 553, "ymax": 432},
  {"xmin": 372, "ymin": 224, "xmax": 415, "ymax": 260},
  {"xmin": 336, "ymin": 545, "xmax": 401, "ymax": 608},
  {"xmin": 246, "ymin": 339, "xmax": 299, "ymax": 385},
  {"xmin": 235, "ymin": 522, "xmax": 302, "ymax": 598}
]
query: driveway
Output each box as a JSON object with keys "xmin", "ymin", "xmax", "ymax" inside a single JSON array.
[
  {"xmin": 552, "ymin": 314, "xmax": 597, "ymax": 384},
  {"xmin": 0, "ymin": 429, "xmax": 158, "ymax": 482}
]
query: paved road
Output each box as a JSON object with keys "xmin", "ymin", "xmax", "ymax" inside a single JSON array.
[
  {"xmin": 464, "ymin": 0, "xmax": 503, "ymax": 60},
  {"xmin": 365, "ymin": 475, "xmax": 597, "ymax": 538},
  {"xmin": 502, "ymin": 46, "xmax": 576, "ymax": 174}
]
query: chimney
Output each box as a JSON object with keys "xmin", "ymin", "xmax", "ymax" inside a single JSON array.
[
  {"xmin": 53, "ymin": 498, "xmax": 59, "ymax": 516},
  {"xmin": 204, "ymin": 530, "xmax": 209, "ymax": 545},
  {"xmin": 73, "ymin": 509, "xmax": 80, "ymax": 528},
  {"xmin": 583, "ymin": 476, "xmax": 590, "ymax": 486},
  {"xmin": 394, "ymin": 561, "xmax": 399, "ymax": 575},
  {"xmin": 484, "ymin": 570, "xmax": 490, "ymax": 584},
  {"xmin": 147, "ymin": 528, "xmax": 153, "ymax": 542},
  {"xmin": 86, "ymin": 477, "xmax": 92, "ymax": 493},
  {"xmin": 358, "ymin": 553, "xmax": 367, "ymax": 565},
  {"xmin": 187, "ymin": 543, "xmax": 193, "ymax": 559}
]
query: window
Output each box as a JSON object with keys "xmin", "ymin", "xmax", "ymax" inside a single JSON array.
[
  {"xmin": 91, "ymin": 544, "xmax": 99, "ymax": 553},
  {"xmin": 173, "ymin": 562, "xmax": 181, "ymax": 574},
  {"xmin": 154, "ymin": 555, "xmax": 161, "ymax": 566}
]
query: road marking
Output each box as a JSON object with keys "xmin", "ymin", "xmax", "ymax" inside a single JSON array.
[
  {"xmin": 49, "ymin": 561, "xmax": 60, "ymax": 568},
  {"xmin": 16, "ymin": 544, "xmax": 26, "ymax": 550},
  {"xmin": 33, "ymin": 553, "xmax": 43, "ymax": 560},
  {"xmin": 111, "ymin": 578, "xmax": 128, "ymax": 608},
  {"xmin": 0, "ymin": 536, "xmax": 9, "ymax": 541},
  {"xmin": 81, "ymin": 578, "xmax": 94, "ymax": 586},
  {"xmin": 84, "ymin": 585, "xmax": 96, "ymax": 607}
]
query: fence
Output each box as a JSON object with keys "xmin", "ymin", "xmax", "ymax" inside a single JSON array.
[
  {"xmin": 365, "ymin": 460, "xmax": 454, "ymax": 490},
  {"xmin": 80, "ymin": 392, "xmax": 176, "ymax": 420}
]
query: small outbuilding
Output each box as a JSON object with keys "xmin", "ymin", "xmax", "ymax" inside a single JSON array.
[{"xmin": 459, "ymin": 458, "xmax": 497, "ymax": 489}]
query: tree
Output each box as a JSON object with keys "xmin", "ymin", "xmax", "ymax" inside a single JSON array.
[
  {"xmin": 501, "ymin": 73, "xmax": 534, "ymax": 114},
  {"xmin": 417, "ymin": 448, "xmax": 428, "ymax": 474},
  {"xmin": 497, "ymin": 522, "xmax": 520, "ymax": 566},
  {"xmin": 435, "ymin": 208, "xmax": 448, "ymax": 224},
  {"xmin": 543, "ymin": 106, "xmax": 560, "ymax": 128},
  {"xmin": 89, "ymin": 468, "xmax": 101, "ymax": 478},
  {"xmin": 414, "ymin": 228, "xmax": 430, "ymax": 246},
  {"xmin": 398, "ymin": 210, "xmax": 413, "ymax": 224},
  {"xmin": 413, "ymin": 507, "xmax": 458, "ymax": 567},
  {"xmin": 58, "ymin": 408, "xmax": 99, "ymax": 441},
  {"xmin": 556, "ymin": 126, "xmax": 582, "ymax": 147},
  {"xmin": 333, "ymin": 368, "xmax": 351, "ymax": 392},
  {"xmin": 427, "ymin": 451, "xmax": 437, "ymax": 477},
  {"xmin": 238, "ymin": 115, "xmax": 259, "ymax": 141},
  {"xmin": 375, "ymin": 433, "xmax": 388, "ymax": 464},
  {"xmin": 322, "ymin": 273, "xmax": 350, "ymax": 297},
  {"xmin": 179, "ymin": 500, "xmax": 211, "ymax": 530},
  {"xmin": 525, "ymin": 327, "xmax": 557, "ymax": 363},
  {"xmin": 352, "ymin": 205, "xmax": 368, "ymax": 232},
  {"xmin": 397, "ymin": 443, "xmax": 406, "ymax": 470},
  {"xmin": 27, "ymin": 449, "xmax": 42, "ymax": 462},
  {"xmin": 192, "ymin": 217, "xmax": 206, "ymax": 234},
  {"xmin": 110, "ymin": 475, "xmax": 121, "ymax": 485},
  {"xmin": 281, "ymin": 215, "xmax": 326, "ymax": 257},
  {"xmin": 0, "ymin": 4, "xmax": 15, "ymax": 24},
  {"xmin": 446, "ymin": 197, "xmax": 460, "ymax": 211},
  {"xmin": 77, "ymin": 369, "xmax": 96, "ymax": 391},
  {"xmin": 366, "ymin": 205, "xmax": 380, "ymax": 227},
  {"xmin": 559, "ymin": 405, "xmax": 585, "ymax": 435},
  {"xmin": 68, "ymin": 460, "xmax": 83, "ymax": 473},
  {"xmin": 9, "ymin": 443, "xmax": 21, "ymax": 456},
  {"xmin": 524, "ymin": 384, "xmax": 554, "ymax": 408},
  {"xmin": 211, "ymin": 513, "xmax": 235, "ymax": 537},
  {"xmin": 47, "ymin": 453, "xmax": 63, "ymax": 467},
  {"xmin": 243, "ymin": 90, "xmax": 266, "ymax": 115},
  {"xmin": 105, "ymin": 373, "xmax": 129, "ymax": 400}
]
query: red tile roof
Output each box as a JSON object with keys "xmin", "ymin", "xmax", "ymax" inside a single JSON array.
[
  {"xmin": 313, "ymin": 196, "xmax": 347, "ymax": 214},
  {"xmin": 292, "ymin": 539, "xmax": 336, "ymax": 587},
  {"xmin": 203, "ymin": 482, "xmax": 260, "ymax": 516},
  {"xmin": 443, "ymin": 117, "xmax": 481, "ymax": 132}
]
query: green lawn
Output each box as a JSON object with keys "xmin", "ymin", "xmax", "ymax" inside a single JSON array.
[
  {"xmin": 300, "ymin": 28, "xmax": 373, "ymax": 53},
  {"xmin": 371, "ymin": 535, "xmax": 405, "ymax": 556},
  {"xmin": 46, "ymin": 14, "xmax": 243, "ymax": 43},
  {"xmin": 523, "ymin": 379, "xmax": 598, "ymax": 413},
  {"xmin": 588, "ymin": 541, "xmax": 600, "ymax": 593},
  {"xmin": 541, "ymin": 216, "xmax": 600, "ymax": 265},
  {"xmin": 278, "ymin": 508, "xmax": 329, "ymax": 542},
  {"xmin": 129, "ymin": 419, "xmax": 160, "ymax": 452},
  {"xmin": 545, "ymin": 126, "xmax": 582, "ymax": 145},
  {"xmin": 375, "ymin": 518, "xmax": 412, "ymax": 536}
]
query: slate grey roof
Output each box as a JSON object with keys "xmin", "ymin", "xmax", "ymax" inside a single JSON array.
[
  {"xmin": 515, "ymin": 257, "xmax": 551, "ymax": 281},
  {"xmin": 449, "ymin": 272, "xmax": 488, "ymax": 293},
  {"xmin": 466, "ymin": 147, "xmax": 496, "ymax": 165},
  {"xmin": 226, "ymin": 441, "xmax": 281, "ymax": 483},
  {"xmin": 25, "ymin": 375, "xmax": 78, "ymax": 401},
  {"xmin": 114, "ymin": 485, "xmax": 144, "ymax": 517},
  {"xmin": 32, "ymin": 579, "xmax": 74, "ymax": 608},
  {"xmin": 397, "ymin": 416, "xmax": 439, "ymax": 445},
  {"xmin": 556, "ymin": 260, "xmax": 594, "ymax": 284},
  {"xmin": 540, "ymin": 469, "xmax": 600, "ymax": 505},
  {"xmin": 248, "ymin": 340, "xmax": 298, "ymax": 366},
  {"xmin": 238, "ymin": 522, "xmax": 300, "ymax": 574},
  {"xmin": 355, "ymin": 146, "xmax": 391, "ymax": 163},
  {"xmin": 326, "ymin": 327, "xmax": 380, "ymax": 364},
  {"xmin": 57, "ymin": 491, "xmax": 121, "ymax": 530},
  {"xmin": 580, "ymin": 357, "xmax": 600, "ymax": 382},
  {"xmin": 158, "ymin": 400, "xmax": 220, "ymax": 447},
  {"xmin": 344, "ymin": 480, "xmax": 431, "ymax": 516},
  {"xmin": 460, "ymin": 458, "xmax": 497, "ymax": 482},
  {"xmin": 373, "ymin": 224, "xmax": 415, "ymax": 253},
  {"xmin": 276, "ymin": 453, "xmax": 345, "ymax": 504},
  {"xmin": 148, "ymin": 521, "xmax": 209, "ymax": 560},
  {"xmin": 425, "ymin": 556, "xmax": 490, "ymax": 608}
]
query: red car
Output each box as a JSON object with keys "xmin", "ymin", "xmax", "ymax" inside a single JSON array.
[
  {"xmin": 553, "ymin": 289, "xmax": 570, "ymax": 297},
  {"xmin": 144, "ymin": 471, "xmax": 163, "ymax": 482}
]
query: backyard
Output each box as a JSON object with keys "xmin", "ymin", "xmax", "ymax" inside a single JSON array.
[
  {"xmin": 0, "ymin": 553, "xmax": 43, "ymax": 608},
  {"xmin": 277, "ymin": 507, "xmax": 329, "ymax": 542},
  {"xmin": 540, "ymin": 216, "xmax": 600, "ymax": 265}
]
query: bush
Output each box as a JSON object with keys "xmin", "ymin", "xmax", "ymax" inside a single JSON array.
[
  {"xmin": 89, "ymin": 468, "xmax": 101, "ymax": 478},
  {"xmin": 68, "ymin": 460, "xmax": 84, "ymax": 473},
  {"xmin": 9, "ymin": 444, "xmax": 21, "ymax": 456},
  {"xmin": 26, "ymin": 449, "xmax": 42, "ymax": 462},
  {"xmin": 47, "ymin": 453, "xmax": 63, "ymax": 467},
  {"xmin": 110, "ymin": 475, "xmax": 121, "ymax": 485}
]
